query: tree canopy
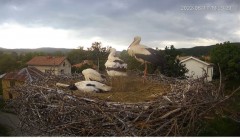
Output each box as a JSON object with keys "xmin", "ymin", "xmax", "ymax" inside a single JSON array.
[
  {"xmin": 210, "ymin": 41, "xmax": 240, "ymax": 80},
  {"xmin": 67, "ymin": 42, "xmax": 110, "ymax": 72},
  {"xmin": 162, "ymin": 45, "xmax": 188, "ymax": 78},
  {"xmin": 0, "ymin": 53, "xmax": 19, "ymax": 74}
]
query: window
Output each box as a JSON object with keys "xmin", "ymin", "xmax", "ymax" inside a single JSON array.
[
  {"xmin": 60, "ymin": 69, "xmax": 64, "ymax": 74},
  {"xmin": 63, "ymin": 62, "xmax": 65, "ymax": 67},
  {"xmin": 9, "ymin": 93, "xmax": 13, "ymax": 99}
]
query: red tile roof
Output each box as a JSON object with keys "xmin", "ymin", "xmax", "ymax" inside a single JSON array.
[
  {"xmin": 72, "ymin": 60, "xmax": 97, "ymax": 69},
  {"xmin": 3, "ymin": 72, "xmax": 26, "ymax": 81},
  {"xmin": 27, "ymin": 56, "xmax": 66, "ymax": 66}
]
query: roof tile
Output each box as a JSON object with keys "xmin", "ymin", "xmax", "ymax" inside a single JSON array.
[{"xmin": 27, "ymin": 56, "xmax": 66, "ymax": 66}]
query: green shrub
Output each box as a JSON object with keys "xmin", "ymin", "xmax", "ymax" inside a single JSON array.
[{"xmin": 199, "ymin": 116, "xmax": 240, "ymax": 136}]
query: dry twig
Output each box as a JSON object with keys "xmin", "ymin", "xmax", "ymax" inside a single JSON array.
[{"xmin": 6, "ymin": 73, "xmax": 237, "ymax": 136}]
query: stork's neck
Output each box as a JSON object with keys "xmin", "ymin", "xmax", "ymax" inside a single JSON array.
[
  {"xmin": 108, "ymin": 50, "xmax": 116, "ymax": 58},
  {"xmin": 129, "ymin": 37, "xmax": 141, "ymax": 48}
]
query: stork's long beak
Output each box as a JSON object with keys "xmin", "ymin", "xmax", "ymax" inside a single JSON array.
[{"xmin": 128, "ymin": 40, "xmax": 134, "ymax": 49}]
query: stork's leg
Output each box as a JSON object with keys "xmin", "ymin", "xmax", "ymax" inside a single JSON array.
[
  {"xmin": 144, "ymin": 62, "xmax": 148, "ymax": 77},
  {"xmin": 110, "ymin": 77, "xmax": 113, "ymax": 86},
  {"xmin": 143, "ymin": 62, "xmax": 148, "ymax": 83}
]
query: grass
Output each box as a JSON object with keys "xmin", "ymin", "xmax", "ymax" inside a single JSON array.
[{"xmin": 73, "ymin": 76, "xmax": 170, "ymax": 103}]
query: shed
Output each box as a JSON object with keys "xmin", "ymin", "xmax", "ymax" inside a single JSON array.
[{"xmin": 1, "ymin": 67, "xmax": 45, "ymax": 100}]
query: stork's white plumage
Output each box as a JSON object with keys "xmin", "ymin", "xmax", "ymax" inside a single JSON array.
[
  {"xmin": 127, "ymin": 36, "xmax": 166, "ymax": 80},
  {"xmin": 56, "ymin": 81, "xmax": 112, "ymax": 93},
  {"xmin": 105, "ymin": 48, "xmax": 127, "ymax": 77},
  {"xmin": 82, "ymin": 68, "xmax": 106, "ymax": 82}
]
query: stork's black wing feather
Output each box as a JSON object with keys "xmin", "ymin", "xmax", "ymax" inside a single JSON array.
[
  {"xmin": 106, "ymin": 67, "xmax": 127, "ymax": 72},
  {"xmin": 68, "ymin": 84, "xmax": 78, "ymax": 90},
  {"xmin": 135, "ymin": 48, "xmax": 166, "ymax": 66},
  {"xmin": 113, "ymin": 60, "xmax": 124, "ymax": 64},
  {"xmin": 86, "ymin": 84, "xmax": 96, "ymax": 87}
]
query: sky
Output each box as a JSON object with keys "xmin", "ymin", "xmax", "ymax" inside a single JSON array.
[{"xmin": 0, "ymin": 0, "xmax": 239, "ymax": 51}]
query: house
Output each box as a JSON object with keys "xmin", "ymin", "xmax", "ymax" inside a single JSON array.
[
  {"xmin": 1, "ymin": 67, "xmax": 45, "ymax": 100},
  {"xmin": 27, "ymin": 56, "xmax": 71, "ymax": 75},
  {"xmin": 180, "ymin": 56, "xmax": 214, "ymax": 81}
]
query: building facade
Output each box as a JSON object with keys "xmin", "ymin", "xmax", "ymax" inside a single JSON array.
[
  {"xmin": 180, "ymin": 56, "xmax": 214, "ymax": 81},
  {"xmin": 27, "ymin": 56, "xmax": 71, "ymax": 75}
]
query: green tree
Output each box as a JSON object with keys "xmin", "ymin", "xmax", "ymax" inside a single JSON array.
[
  {"xmin": 87, "ymin": 42, "xmax": 110, "ymax": 71},
  {"xmin": 0, "ymin": 54, "xmax": 20, "ymax": 74},
  {"xmin": 162, "ymin": 45, "xmax": 188, "ymax": 78},
  {"xmin": 210, "ymin": 41, "xmax": 240, "ymax": 80},
  {"xmin": 17, "ymin": 52, "xmax": 46, "ymax": 68},
  {"xmin": 67, "ymin": 43, "xmax": 110, "ymax": 72},
  {"xmin": 67, "ymin": 48, "xmax": 87, "ymax": 65}
]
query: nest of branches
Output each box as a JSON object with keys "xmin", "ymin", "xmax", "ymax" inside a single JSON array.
[{"xmin": 6, "ymin": 73, "xmax": 239, "ymax": 136}]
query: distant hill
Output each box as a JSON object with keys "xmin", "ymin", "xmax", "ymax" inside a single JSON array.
[
  {"xmin": 0, "ymin": 47, "xmax": 73, "ymax": 54},
  {"xmin": 178, "ymin": 45, "xmax": 216, "ymax": 57},
  {"xmin": 1, "ymin": 42, "xmax": 239, "ymax": 57},
  {"xmin": 178, "ymin": 42, "xmax": 240, "ymax": 57}
]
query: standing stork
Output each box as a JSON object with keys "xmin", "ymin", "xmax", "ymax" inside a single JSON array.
[
  {"xmin": 105, "ymin": 48, "xmax": 127, "ymax": 77},
  {"xmin": 127, "ymin": 36, "xmax": 166, "ymax": 80}
]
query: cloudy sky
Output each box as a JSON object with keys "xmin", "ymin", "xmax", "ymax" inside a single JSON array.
[{"xmin": 0, "ymin": 0, "xmax": 239, "ymax": 50}]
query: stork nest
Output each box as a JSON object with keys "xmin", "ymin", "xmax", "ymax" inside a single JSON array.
[{"xmin": 6, "ymin": 72, "xmax": 239, "ymax": 136}]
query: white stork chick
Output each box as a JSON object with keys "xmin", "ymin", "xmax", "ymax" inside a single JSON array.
[
  {"xmin": 82, "ymin": 68, "xmax": 106, "ymax": 82},
  {"xmin": 105, "ymin": 48, "xmax": 127, "ymax": 77},
  {"xmin": 56, "ymin": 81, "xmax": 112, "ymax": 93},
  {"xmin": 128, "ymin": 36, "xmax": 166, "ymax": 79}
]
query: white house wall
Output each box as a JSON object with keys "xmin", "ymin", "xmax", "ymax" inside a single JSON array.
[
  {"xmin": 57, "ymin": 59, "xmax": 72, "ymax": 75},
  {"xmin": 28, "ymin": 59, "xmax": 71, "ymax": 75},
  {"xmin": 182, "ymin": 59, "xmax": 213, "ymax": 81},
  {"xmin": 207, "ymin": 66, "xmax": 213, "ymax": 81}
]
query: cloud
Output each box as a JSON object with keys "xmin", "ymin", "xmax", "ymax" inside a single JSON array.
[
  {"xmin": 0, "ymin": 0, "xmax": 239, "ymax": 51},
  {"xmin": 0, "ymin": 23, "xmax": 80, "ymax": 49}
]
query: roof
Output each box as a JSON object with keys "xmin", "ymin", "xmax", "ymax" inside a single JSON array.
[
  {"xmin": 180, "ymin": 56, "xmax": 213, "ymax": 66},
  {"xmin": 72, "ymin": 60, "xmax": 97, "ymax": 68},
  {"xmin": 0, "ymin": 73, "xmax": 6, "ymax": 79},
  {"xmin": 176, "ymin": 56, "xmax": 191, "ymax": 61},
  {"xmin": 3, "ymin": 67, "xmax": 45, "ymax": 82},
  {"xmin": 27, "ymin": 56, "xmax": 66, "ymax": 66}
]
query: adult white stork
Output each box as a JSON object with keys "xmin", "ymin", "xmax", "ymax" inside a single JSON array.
[
  {"xmin": 56, "ymin": 81, "xmax": 112, "ymax": 93},
  {"xmin": 127, "ymin": 36, "xmax": 166, "ymax": 79},
  {"xmin": 105, "ymin": 48, "xmax": 127, "ymax": 77},
  {"xmin": 82, "ymin": 68, "xmax": 106, "ymax": 82}
]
